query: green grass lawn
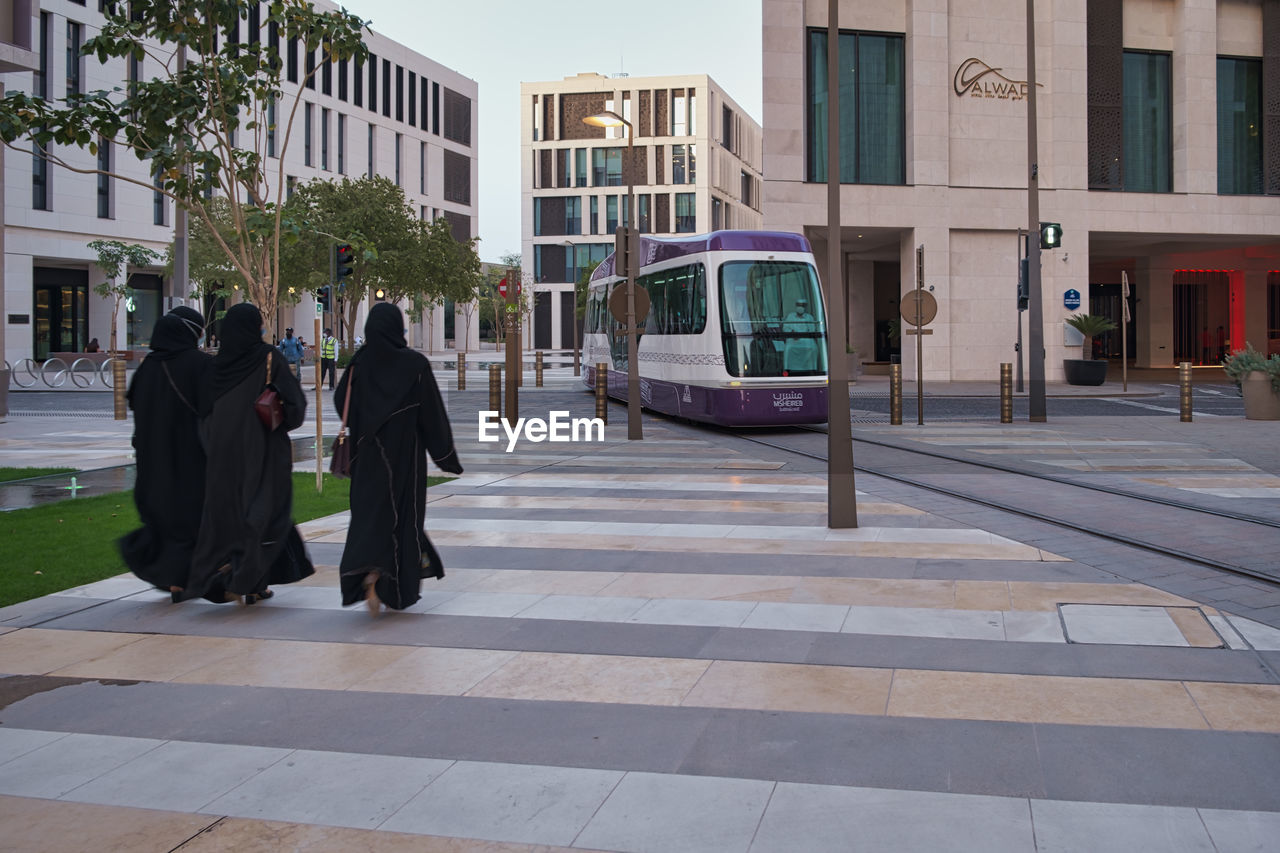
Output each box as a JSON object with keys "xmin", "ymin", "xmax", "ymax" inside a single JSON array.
[
  {"xmin": 0, "ymin": 467, "xmax": 77, "ymax": 483},
  {"xmin": 0, "ymin": 473, "xmax": 448, "ymax": 608}
]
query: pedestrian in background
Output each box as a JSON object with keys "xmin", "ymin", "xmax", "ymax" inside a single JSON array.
[
  {"xmin": 279, "ymin": 326, "xmax": 303, "ymax": 376},
  {"xmin": 335, "ymin": 303, "xmax": 462, "ymax": 614},
  {"xmin": 186, "ymin": 303, "xmax": 314, "ymax": 604},
  {"xmin": 320, "ymin": 327, "xmax": 338, "ymax": 390},
  {"xmin": 119, "ymin": 306, "xmax": 210, "ymax": 599}
]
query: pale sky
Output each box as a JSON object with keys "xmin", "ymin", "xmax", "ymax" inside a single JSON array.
[{"xmin": 343, "ymin": 0, "xmax": 764, "ymax": 262}]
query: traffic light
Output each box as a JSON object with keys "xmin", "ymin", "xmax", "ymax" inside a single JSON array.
[
  {"xmin": 1017, "ymin": 258, "xmax": 1029, "ymax": 311},
  {"xmin": 373, "ymin": 287, "xmax": 386, "ymax": 301},
  {"xmin": 1039, "ymin": 222, "xmax": 1063, "ymax": 250},
  {"xmin": 332, "ymin": 243, "xmax": 355, "ymax": 291},
  {"xmin": 614, "ymin": 225, "xmax": 635, "ymax": 280},
  {"xmin": 316, "ymin": 285, "xmax": 331, "ymax": 312}
]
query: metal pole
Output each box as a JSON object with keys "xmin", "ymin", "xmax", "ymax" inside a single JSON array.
[
  {"xmin": 595, "ymin": 361, "xmax": 608, "ymax": 424},
  {"xmin": 172, "ymin": 44, "xmax": 188, "ymax": 312},
  {"xmin": 1025, "ymin": 0, "xmax": 1047, "ymax": 421},
  {"xmin": 1179, "ymin": 361, "xmax": 1193, "ymax": 422},
  {"xmin": 625, "ymin": 124, "xmax": 642, "ymax": 440},
  {"xmin": 916, "ymin": 246, "xmax": 924, "ymax": 426},
  {"xmin": 825, "ymin": 0, "xmax": 857, "ymax": 527},
  {"xmin": 489, "ymin": 363, "xmax": 501, "ymax": 416},
  {"xmin": 112, "ymin": 359, "xmax": 127, "ymax": 420},
  {"xmin": 1121, "ymin": 270, "xmax": 1130, "ymax": 392},
  {"xmin": 889, "ymin": 363, "xmax": 903, "ymax": 426},
  {"xmin": 1016, "ymin": 230, "xmax": 1025, "ymax": 393},
  {"xmin": 573, "ymin": 287, "xmax": 581, "ymax": 377},
  {"xmin": 504, "ymin": 271, "xmax": 518, "ymax": 425},
  {"xmin": 315, "ymin": 316, "xmax": 322, "ymax": 491},
  {"xmin": 535, "ymin": 350, "xmax": 543, "ymax": 387},
  {"xmin": 1000, "ymin": 363, "xmax": 1013, "ymax": 423},
  {"xmin": 457, "ymin": 352, "xmax": 466, "ymax": 391}
]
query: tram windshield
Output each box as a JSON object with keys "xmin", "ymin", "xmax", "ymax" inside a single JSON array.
[{"xmin": 719, "ymin": 260, "xmax": 827, "ymax": 377}]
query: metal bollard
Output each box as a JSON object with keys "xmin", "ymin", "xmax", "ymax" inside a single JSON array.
[
  {"xmin": 457, "ymin": 352, "xmax": 466, "ymax": 391},
  {"xmin": 1000, "ymin": 362, "xmax": 1013, "ymax": 424},
  {"xmin": 112, "ymin": 359, "xmax": 127, "ymax": 420},
  {"xmin": 488, "ymin": 363, "xmax": 500, "ymax": 415},
  {"xmin": 595, "ymin": 362, "xmax": 608, "ymax": 424},
  {"xmin": 535, "ymin": 350, "xmax": 543, "ymax": 387},
  {"xmin": 1179, "ymin": 361, "xmax": 1193, "ymax": 422},
  {"xmin": 889, "ymin": 363, "xmax": 903, "ymax": 426}
]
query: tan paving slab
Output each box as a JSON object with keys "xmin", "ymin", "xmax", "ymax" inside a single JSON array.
[
  {"xmin": 51, "ymin": 635, "xmax": 258, "ymax": 682},
  {"xmin": 465, "ymin": 652, "xmax": 711, "ymax": 706},
  {"xmin": 430, "ymin": 494, "xmax": 924, "ymax": 515},
  {"xmin": 178, "ymin": 816, "xmax": 586, "ymax": 852},
  {"xmin": 681, "ymin": 660, "xmax": 893, "ymax": 715},
  {"xmin": 1166, "ymin": 607, "xmax": 1225, "ymax": 649},
  {"xmin": 1183, "ymin": 682, "xmax": 1280, "ymax": 733},
  {"xmin": 172, "ymin": 638, "xmax": 416, "ymax": 691},
  {"xmin": 953, "ymin": 581, "xmax": 1013, "ymax": 611},
  {"xmin": 0, "ymin": 794, "xmax": 215, "ymax": 852},
  {"xmin": 793, "ymin": 578, "xmax": 957, "ymax": 609},
  {"xmin": 464, "ymin": 569, "xmax": 621, "ymax": 596},
  {"xmin": 1008, "ymin": 582, "xmax": 1195, "ymax": 611},
  {"xmin": 0, "ymin": 628, "xmax": 146, "ymax": 675},
  {"xmin": 885, "ymin": 669, "xmax": 1210, "ymax": 730},
  {"xmin": 597, "ymin": 573, "xmax": 801, "ymax": 602},
  {"xmin": 348, "ymin": 647, "xmax": 519, "ymax": 696}
]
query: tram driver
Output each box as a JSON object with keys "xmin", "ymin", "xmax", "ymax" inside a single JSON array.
[{"xmin": 783, "ymin": 297, "xmax": 818, "ymax": 372}]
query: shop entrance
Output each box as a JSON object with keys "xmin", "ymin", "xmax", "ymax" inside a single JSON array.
[
  {"xmin": 1172, "ymin": 270, "xmax": 1243, "ymax": 364},
  {"xmin": 33, "ymin": 268, "xmax": 89, "ymax": 360}
]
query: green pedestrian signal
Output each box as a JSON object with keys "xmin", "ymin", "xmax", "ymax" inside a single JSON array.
[{"xmin": 1039, "ymin": 222, "xmax": 1063, "ymax": 250}]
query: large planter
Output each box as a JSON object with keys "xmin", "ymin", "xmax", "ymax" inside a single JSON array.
[
  {"xmin": 1063, "ymin": 358, "xmax": 1108, "ymax": 386},
  {"xmin": 1241, "ymin": 371, "xmax": 1280, "ymax": 420}
]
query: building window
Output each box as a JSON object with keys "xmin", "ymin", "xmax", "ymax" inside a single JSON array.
[
  {"xmin": 565, "ymin": 196, "xmax": 581, "ymax": 235},
  {"xmin": 639, "ymin": 194, "xmax": 651, "ymax": 234},
  {"xmin": 153, "ymin": 169, "xmax": 166, "ymax": 225},
  {"xmin": 443, "ymin": 87, "xmax": 471, "ymax": 145},
  {"xmin": 675, "ymin": 192, "xmax": 695, "ymax": 232},
  {"xmin": 741, "ymin": 170, "xmax": 753, "ymax": 208},
  {"xmin": 419, "ymin": 141, "xmax": 426, "ymax": 194},
  {"xmin": 287, "ymin": 175, "xmax": 296, "ymax": 199},
  {"xmin": 396, "ymin": 65, "xmax": 404, "ymax": 122},
  {"xmin": 1217, "ymin": 56, "xmax": 1263, "ymax": 195},
  {"xmin": 33, "ymin": 12, "xmax": 50, "ymax": 210},
  {"xmin": 382, "ymin": 58, "xmax": 391, "ymax": 117},
  {"xmin": 321, "ymin": 49, "xmax": 332, "ymax": 94},
  {"xmin": 443, "ymin": 149, "xmax": 470, "ymax": 204},
  {"xmin": 409, "ymin": 72, "xmax": 417, "ymax": 126},
  {"xmin": 432, "ymin": 82, "xmax": 441, "ymax": 134},
  {"xmin": 66, "ymin": 21, "xmax": 83, "ymax": 97},
  {"xmin": 367, "ymin": 123, "xmax": 375, "ymax": 177},
  {"xmin": 592, "ymin": 148, "xmax": 622, "ymax": 186},
  {"xmin": 672, "ymin": 144, "xmax": 696, "ymax": 185},
  {"xmin": 321, "ymin": 107, "xmax": 330, "ymax": 170},
  {"xmin": 1122, "ymin": 50, "xmax": 1172, "ymax": 193},
  {"xmin": 589, "ymin": 196, "xmax": 598, "ymax": 235},
  {"xmin": 338, "ymin": 58, "xmax": 348, "ymax": 102},
  {"xmin": 337, "ymin": 113, "xmax": 346, "ymax": 174},
  {"xmin": 353, "ymin": 57, "xmax": 363, "ymax": 108},
  {"xmin": 722, "ymin": 104, "xmax": 733, "ymax": 151},
  {"xmin": 421, "ymin": 83, "xmax": 430, "ymax": 134},
  {"xmin": 575, "ymin": 148, "xmax": 587, "ymax": 187},
  {"xmin": 533, "ymin": 95, "xmax": 541, "ymax": 141},
  {"xmin": 303, "ymin": 102, "xmax": 313, "ymax": 166},
  {"xmin": 305, "ymin": 46, "xmax": 315, "ymax": 89},
  {"xmin": 606, "ymin": 195, "xmax": 619, "ymax": 234},
  {"xmin": 672, "ymin": 90, "xmax": 687, "ymax": 136},
  {"xmin": 287, "ymin": 37, "xmax": 298, "ymax": 83},
  {"xmin": 712, "ymin": 196, "xmax": 722, "ymax": 231},
  {"xmin": 806, "ymin": 29, "xmax": 906, "ymax": 185},
  {"xmin": 393, "ymin": 133, "xmax": 402, "ymax": 185},
  {"xmin": 97, "ymin": 138, "xmax": 111, "ymax": 218},
  {"xmin": 555, "ymin": 149, "xmax": 570, "ymax": 188},
  {"xmin": 368, "ymin": 54, "xmax": 377, "ymax": 112},
  {"xmin": 267, "ymin": 95, "xmax": 276, "ymax": 157}
]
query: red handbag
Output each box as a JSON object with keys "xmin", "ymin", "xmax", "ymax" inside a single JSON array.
[
  {"xmin": 254, "ymin": 351, "xmax": 285, "ymax": 431},
  {"xmin": 329, "ymin": 367, "xmax": 353, "ymax": 479}
]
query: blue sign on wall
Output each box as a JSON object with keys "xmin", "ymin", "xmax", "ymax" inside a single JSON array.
[{"xmin": 1063, "ymin": 289, "xmax": 1081, "ymax": 310}]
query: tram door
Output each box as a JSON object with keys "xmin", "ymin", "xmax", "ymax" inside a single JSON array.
[{"xmin": 33, "ymin": 268, "xmax": 89, "ymax": 360}]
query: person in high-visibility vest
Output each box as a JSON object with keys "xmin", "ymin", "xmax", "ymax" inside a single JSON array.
[{"xmin": 320, "ymin": 327, "xmax": 338, "ymax": 390}]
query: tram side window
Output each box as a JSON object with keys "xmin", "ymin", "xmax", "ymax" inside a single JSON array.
[
  {"xmin": 640, "ymin": 263, "xmax": 706, "ymax": 335},
  {"xmin": 719, "ymin": 260, "xmax": 827, "ymax": 377}
]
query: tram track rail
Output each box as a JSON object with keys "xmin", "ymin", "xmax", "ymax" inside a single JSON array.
[{"xmin": 730, "ymin": 428, "xmax": 1280, "ymax": 588}]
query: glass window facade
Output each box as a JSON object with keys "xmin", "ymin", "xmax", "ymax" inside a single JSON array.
[
  {"xmin": 806, "ymin": 29, "xmax": 905, "ymax": 185},
  {"xmin": 675, "ymin": 192, "xmax": 696, "ymax": 232},
  {"xmin": 592, "ymin": 148, "xmax": 622, "ymax": 186},
  {"xmin": 97, "ymin": 139, "xmax": 110, "ymax": 218},
  {"xmin": 1217, "ymin": 56, "xmax": 1263, "ymax": 195},
  {"xmin": 719, "ymin": 260, "xmax": 827, "ymax": 377},
  {"xmin": 1122, "ymin": 50, "xmax": 1171, "ymax": 193}
]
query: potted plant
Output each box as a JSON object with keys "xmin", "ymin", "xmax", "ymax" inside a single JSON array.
[
  {"xmin": 1063, "ymin": 313, "xmax": 1118, "ymax": 386},
  {"xmin": 1222, "ymin": 343, "xmax": 1280, "ymax": 420}
]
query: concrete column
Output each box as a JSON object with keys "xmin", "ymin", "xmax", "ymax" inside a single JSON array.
[
  {"xmin": 1173, "ymin": 0, "xmax": 1218, "ymax": 195},
  {"xmin": 905, "ymin": 0, "xmax": 950, "ymax": 188},
  {"xmin": 1242, "ymin": 266, "xmax": 1269, "ymax": 353},
  {"xmin": 1135, "ymin": 256, "xmax": 1175, "ymax": 368}
]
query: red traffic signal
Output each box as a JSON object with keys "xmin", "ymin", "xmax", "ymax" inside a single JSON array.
[{"xmin": 333, "ymin": 243, "xmax": 355, "ymax": 285}]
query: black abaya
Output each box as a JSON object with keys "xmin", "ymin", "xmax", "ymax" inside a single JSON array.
[
  {"xmin": 185, "ymin": 303, "xmax": 314, "ymax": 602},
  {"xmin": 118, "ymin": 310, "xmax": 211, "ymax": 592},
  {"xmin": 336, "ymin": 303, "xmax": 462, "ymax": 609}
]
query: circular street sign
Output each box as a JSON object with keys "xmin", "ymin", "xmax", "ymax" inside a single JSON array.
[
  {"xmin": 900, "ymin": 290, "xmax": 938, "ymax": 327},
  {"xmin": 608, "ymin": 284, "xmax": 650, "ymax": 326}
]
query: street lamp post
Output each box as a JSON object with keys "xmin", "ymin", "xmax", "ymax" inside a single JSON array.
[
  {"xmin": 583, "ymin": 109, "xmax": 642, "ymax": 440},
  {"xmin": 562, "ymin": 240, "xmax": 581, "ymax": 377}
]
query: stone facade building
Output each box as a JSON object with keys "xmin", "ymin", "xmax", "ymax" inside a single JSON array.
[{"xmin": 763, "ymin": 0, "xmax": 1280, "ymax": 380}]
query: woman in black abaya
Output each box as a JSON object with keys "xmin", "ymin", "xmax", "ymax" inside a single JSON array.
[
  {"xmin": 185, "ymin": 303, "xmax": 314, "ymax": 604},
  {"xmin": 119, "ymin": 306, "xmax": 210, "ymax": 598},
  {"xmin": 336, "ymin": 302, "xmax": 462, "ymax": 612}
]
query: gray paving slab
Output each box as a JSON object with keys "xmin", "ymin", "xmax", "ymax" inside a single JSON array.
[
  {"xmin": 1060, "ymin": 604, "xmax": 1190, "ymax": 646},
  {"xmin": 1029, "ymin": 799, "xmax": 1215, "ymax": 853},
  {"xmin": 749, "ymin": 782, "xmax": 1034, "ymax": 853},
  {"xmin": 0, "ymin": 726, "xmax": 68, "ymax": 766},
  {"xmin": 1197, "ymin": 807, "xmax": 1280, "ymax": 852},
  {"xmin": 381, "ymin": 760, "xmax": 622, "ymax": 845},
  {"xmin": 574, "ymin": 771, "xmax": 774, "ymax": 853},
  {"xmin": 201, "ymin": 748, "xmax": 453, "ymax": 830},
  {"xmin": 64, "ymin": 739, "xmax": 292, "ymax": 812},
  {"xmin": 0, "ymin": 732, "xmax": 162, "ymax": 799}
]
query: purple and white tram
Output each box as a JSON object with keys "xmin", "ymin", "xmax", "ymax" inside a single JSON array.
[{"xmin": 582, "ymin": 230, "xmax": 829, "ymax": 426}]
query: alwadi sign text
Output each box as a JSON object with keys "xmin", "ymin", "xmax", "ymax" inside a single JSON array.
[{"xmin": 953, "ymin": 57, "xmax": 1041, "ymax": 101}]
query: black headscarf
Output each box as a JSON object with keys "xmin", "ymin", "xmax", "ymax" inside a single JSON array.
[
  {"xmin": 344, "ymin": 303, "xmax": 429, "ymax": 435},
  {"xmin": 145, "ymin": 307, "xmax": 204, "ymax": 362},
  {"xmin": 210, "ymin": 303, "xmax": 273, "ymax": 401}
]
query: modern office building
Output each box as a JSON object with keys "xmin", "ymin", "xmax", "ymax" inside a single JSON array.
[
  {"xmin": 520, "ymin": 72, "xmax": 763, "ymax": 350},
  {"xmin": 1, "ymin": 0, "xmax": 477, "ymax": 368},
  {"xmin": 763, "ymin": 0, "xmax": 1280, "ymax": 380}
]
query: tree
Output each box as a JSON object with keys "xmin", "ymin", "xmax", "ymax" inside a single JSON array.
[
  {"xmin": 88, "ymin": 239, "xmax": 162, "ymax": 356},
  {"xmin": 574, "ymin": 260, "xmax": 601, "ymax": 370},
  {"xmin": 1065, "ymin": 313, "xmax": 1117, "ymax": 362},
  {"xmin": 421, "ymin": 217, "xmax": 484, "ymax": 352},
  {"xmin": 0, "ymin": 1, "xmax": 368, "ymax": 331}
]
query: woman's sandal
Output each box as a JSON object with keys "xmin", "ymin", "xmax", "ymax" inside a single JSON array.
[
  {"xmin": 364, "ymin": 572, "xmax": 381, "ymax": 615},
  {"xmin": 245, "ymin": 589, "xmax": 274, "ymax": 606}
]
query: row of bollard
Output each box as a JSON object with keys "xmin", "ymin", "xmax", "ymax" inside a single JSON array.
[
  {"xmin": 482, "ymin": 358, "xmax": 609, "ymax": 426},
  {"xmin": 464, "ymin": 351, "xmax": 548, "ymax": 394},
  {"xmin": 886, "ymin": 361, "xmax": 1197, "ymax": 425}
]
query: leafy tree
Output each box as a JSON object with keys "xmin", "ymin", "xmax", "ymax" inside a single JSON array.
[
  {"xmin": 0, "ymin": 0, "xmax": 368, "ymax": 331},
  {"xmin": 574, "ymin": 260, "xmax": 601, "ymax": 368},
  {"xmin": 88, "ymin": 239, "xmax": 162, "ymax": 356}
]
